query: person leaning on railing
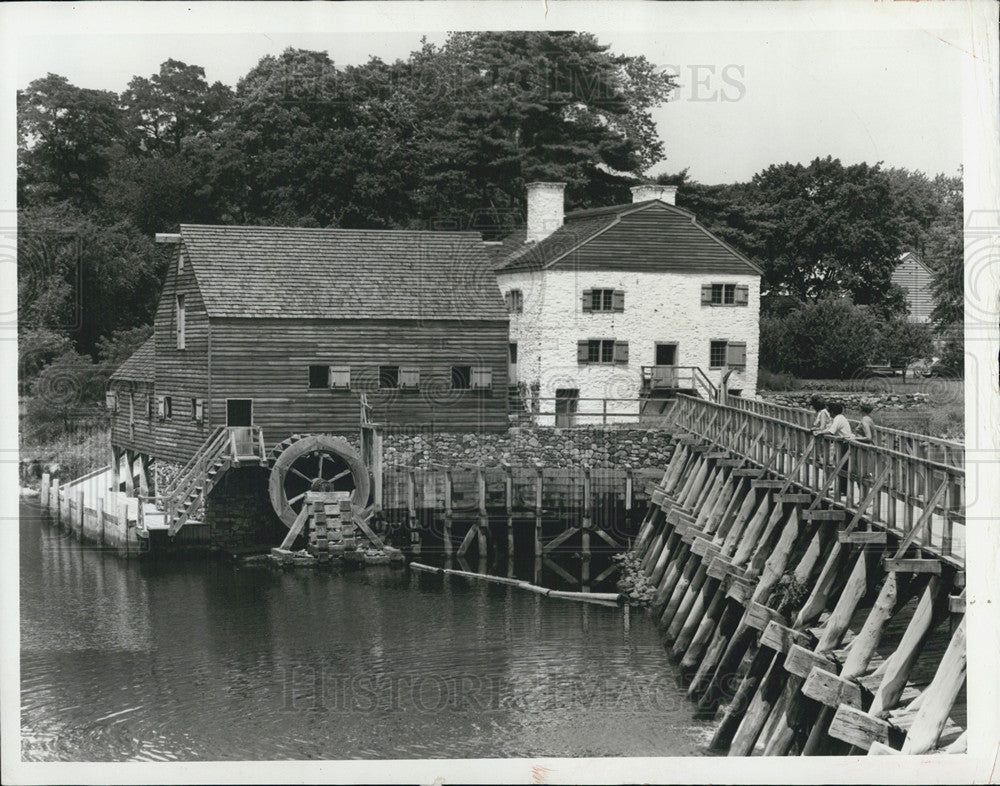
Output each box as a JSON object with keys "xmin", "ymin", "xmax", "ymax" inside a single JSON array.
[
  {"xmin": 820, "ymin": 402, "xmax": 853, "ymax": 496},
  {"xmin": 809, "ymin": 395, "xmax": 832, "ymax": 434},
  {"xmin": 853, "ymin": 402, "xmax": 876, "ymax": 444}
]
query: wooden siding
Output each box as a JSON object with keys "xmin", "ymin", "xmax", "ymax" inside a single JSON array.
[
  {"xmin": 551, "ymin": 206, "xmax": 758, "ymax": 275},
  {"xmin": 892, "ymin": 254, "xmax": 935, "ymax": 323},
  {"xmin": 109, "ymin": 382, "xmax": 157, "ymax": 457},
  {"xmin": 207, "ymin": 317, "xmax": 510, "ymax": 455},
  {"xmin": 152, "ymin": 245, "xmax": 212, "ymax": 464}
]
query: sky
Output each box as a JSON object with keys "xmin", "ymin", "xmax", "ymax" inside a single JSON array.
[{"xmin": 15, "ymin": 25, "xmax": 962, "ymax": 186}]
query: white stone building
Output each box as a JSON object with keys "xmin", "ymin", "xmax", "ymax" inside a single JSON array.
[{"xmin": 491, "ymin": 182, "xmax": 762, "ymax": 425}]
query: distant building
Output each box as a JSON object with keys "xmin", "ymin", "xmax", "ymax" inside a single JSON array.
[
  {"xmin": 892, "ymin": 251, "xmax": 936, "ymax": 324},
  {"xmin": 492, "ymin": 183, "xmax": 762, "ymax": 424}
]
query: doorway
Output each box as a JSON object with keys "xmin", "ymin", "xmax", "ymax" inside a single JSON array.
[
  {"xmin": 554, "ymin": 388, "xmax": 579, "ymax": 427},
  {"xmin": 655, "ymin": 343, "xmax": 677, "ymax": 366},
  {"xmin": 226, "ymin": 399, "xmax": 253, "ymax": 427}
]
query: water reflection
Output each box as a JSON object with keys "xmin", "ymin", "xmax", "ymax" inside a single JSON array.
[{"xmin": 20, "ymin": 501, "xmax": 712, "ymax": 761}]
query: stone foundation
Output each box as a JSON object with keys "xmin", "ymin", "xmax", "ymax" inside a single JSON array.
[{"xmin": 204, "ymin": 466, "xmax": 285, "ymax": 550}]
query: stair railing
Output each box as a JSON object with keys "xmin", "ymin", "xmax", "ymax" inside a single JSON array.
[{"xmin": 160, "ymin": 426, "xmax": 226, "ymax": 499}]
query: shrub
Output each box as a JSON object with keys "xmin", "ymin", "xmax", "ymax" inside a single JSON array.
[
  {"xmin": 757, "ymin": 368, "xmax": 800, "ymax": 391},
  {"xmin": 761, "ymin": 298, "xmax": 881, "ymax": 378}
]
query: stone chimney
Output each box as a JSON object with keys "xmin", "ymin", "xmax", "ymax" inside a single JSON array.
[
  {"xmin": 630, "ymin": 184, "xmax": 678, "ymax": 205},
  {"xmin": 526, "ymin": 182, "xmax": 566, "ymax": 243}
]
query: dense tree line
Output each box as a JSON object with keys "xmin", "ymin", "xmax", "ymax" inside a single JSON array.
[{"xmin": 18, "ymin": 31, "xmax": 963, "ymax": 407}]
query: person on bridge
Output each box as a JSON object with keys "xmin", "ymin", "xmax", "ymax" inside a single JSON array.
[
  {"xmin": 853, "ymin": 402, "xmax": 876, "ymax": 444},
  {"xmin": 822, "ymin": 401, "xmax": 854, "ymax": 440},
  {"xmin": 809, "ymin": 395, "xmax": 831, "ymax": 434}
]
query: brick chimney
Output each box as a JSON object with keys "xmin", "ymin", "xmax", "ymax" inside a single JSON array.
[
  {"xmin": 526, "ymin": 182, "xmax": 566, "ymax": 243},
  {"xmin": 630, "ymin": 184, "xmax": 678, "ymax": 205}
]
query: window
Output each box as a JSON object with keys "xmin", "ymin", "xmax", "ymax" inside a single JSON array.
[
  {"xmin": 178, "ymin": 249, "xmax": 185, "ymax": 272},
  {"xmin": 379, "ymin": 365, "xmax": 399, "ymax": 389},
  {"xmin": 176, "ymin": 294, "xmax": 186, "ymax": 349},
  {"xmin": 451, "ymin": 365, "xmax": 471, "ymax": 390},
  {"xmin": 191, "ymin": 398, "xmax": 205, "ymax": 424},
  {"xmin": 105, "ymin": 390, "xmax": 118, "ymax": 413},
  {"xmin": 399, "ymin": 367, "xmax": 420, "ymax": 389},
  {"xmin": 329, "ymin": 366, "xmax": 351, "ymax": 389},
  {"xmin": 164, "ymin": 396, "xmax": 172, "ymax": 419},
  {"xmin": 156, "ymin": 396, "xmax": 172, "ymax": 420},
  {"xmin": 471, "ymin": 366, "xmax": 493, "ymax": 390},
  {"xmin": 504, "ymin": 289, "xmax": 523, "ymax": 313},
  {"xmin": 702, "ymin": 283, "xmax": 748, "ymax": 307},
  {"xmin": 709, "ymin": 340, "xmax": 748, "ymax": 369},
  {"xmin": 128, "ymin": 393, "xmax": 135, "ymax": 424},
  {"xmin": 582, "ymin": 288, "xmax": 625, "ymax": 312},
  {"xmin": 710, "ymin": 341, "xmax": 728, "ymax": 368},
  {"xmin": 578, "ymin": 339, "xmax": 629, "ymax": 365},
  {"xmin": 146, "ymin": 395, "xmax": 153, "ymax": 420},
  {"xmin": 309, "ymin": 365, "xmax": 329, "ymax": 389},
  {"xmin": 509, "ymin": 343, "xmax": 518, "ymax": 364}
]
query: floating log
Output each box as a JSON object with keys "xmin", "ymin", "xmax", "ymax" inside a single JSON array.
[{"xmin": 408, "ymin": 562, "xmax": 622, "ymax": 605}]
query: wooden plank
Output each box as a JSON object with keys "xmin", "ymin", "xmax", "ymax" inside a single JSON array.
[
  {"xmin": 278, "ymin": 506, "xmax": 310, "ymax": 550},
  {"xmin": 775, "ymin": 493, "xmax": 812, "ymax": 504},
  {"xmin": 783, "ymin": 643, "xmax": 834, "ymax": 680},
  {"xmin": 745, "ymin": 601, "xmax": 784, "ymax": 632},
  {"xmin": 829, "ymin": 706, "xmax": 890, "ymax": 750},
  {"xmin": 838, "ymin": 530, "xmax": 887, "ymax": 544},
  {"xmin": 751, "ymin": 480, "xmax": 786, "ymax": 489},
  {"xmin": 732, "ymin": 468, "xmax": 764, "ymax": 477},
  {"xmin": 543, "ymin": 526, "xmax": 580, "ymax": 554},
  {"xmin": 948, "ymin": 595, "xmax": 965, "ymax": 613},
  {"xmin": 802, "ymin": 667, "xmax": 863, "ymax": 709},
  {"xmin": 759, "ymin": 621, "xmax": 811, "ymax": 654},
  {"xmin": 801, "ymin": 509, "xmax": 846, "ymax": 521},
  {"xmin": 885, "ymin": 558, "xmax": 942, "ymax": 574}
]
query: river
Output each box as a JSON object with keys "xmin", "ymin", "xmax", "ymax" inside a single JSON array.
[{"xmin": 19, "ymin": 500, "xmax": 712, "ymax": 761}]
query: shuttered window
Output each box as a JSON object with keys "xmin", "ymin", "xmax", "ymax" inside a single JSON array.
[
  {"xmin": 309, "ymin": 365, "xmax": 329, "ymax": 389},
  {"xmin": 579, "ymin": 339, "xmax": 628, "ymax": 364},
  {"xmin": 399, "ymin": 367, "xmax": 420, "ymax": 388},
  {"xmin": 105, "ymin": 391, "xmax": 118, "ymax": 413},
  {"xmin": 329, "ymin": 366, "xmax": 351, "ymax": 388},
  {"xmin": 582, "ymin": 288, "xmax": 625, "ymax": 312},
  {"xmin": 192, "ymin": 398, "xmax": 205, "ymax": 424},
  {"xmin": 379, "ymin": 365, "xmax": 399, "ymax": 389},
  {"xmin": 726, "ymin": 342, "xmax": 747, "ymax": 368},
  {"xmin": 710, "ymin": 340, "xmax": 748, "ymax": 369},
  {"xmin": 703, "ymin": 283, "xmax": 749, "ymax": 306},
  {"xmin": 471, "ymin": 366, "xmax": 493, "ymax": 390},
  {"xmin": 146, "ymin": 395, "xmax": 153, "ymax": 420},
  {"xmin": 504, "ymin": 289, "xmax": 523, "ymax": 313},
  {"xmin": 451, "ymin": 365, "xmax": 472, "ymax": 390}
]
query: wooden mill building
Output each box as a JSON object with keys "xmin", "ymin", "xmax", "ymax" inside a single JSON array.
[{"xmin": 108, "ymin": 224, "xmax": 510, "ymax": 494}]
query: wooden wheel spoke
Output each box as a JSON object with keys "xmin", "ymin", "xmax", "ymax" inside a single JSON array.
[
  {"xmin": 289, "ymin": 467, "xmax": 313, "ymax": 483},
  {"xmin": 330, "ymin": 468, "xmax": 352, "ymax": 483},
  {"xmin": 318, "ymin": 453, "xmax": 325, "ymax": 478},
  {"xmin": 288, "ymin": 491, "xmax": 308, "ymax": 507}
]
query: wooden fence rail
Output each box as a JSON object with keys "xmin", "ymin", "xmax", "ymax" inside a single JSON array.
[
  {"xmin": 722, "ymin": 393, "xmax": 963, "ymax": 470},
  {"xmin": 673, "ymin": 395, "xmax": 964, "ymax": 567}
]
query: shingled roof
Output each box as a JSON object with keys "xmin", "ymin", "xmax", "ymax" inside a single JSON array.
[
  {"xmin": 179, "ymin": 225, "xmax": 507, "ymax": 321},
  {"xmin": 495, "ymin": 200, "xmax": 762, "ymax": 275},
  {"xmin": 110, "ymin": 338, "xmax": 154, "ymax": 384}
]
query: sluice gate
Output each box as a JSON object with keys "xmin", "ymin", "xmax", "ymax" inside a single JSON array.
[{"xmin": 630, "ymin": 394, "xmax": 966, "ymax": 756}]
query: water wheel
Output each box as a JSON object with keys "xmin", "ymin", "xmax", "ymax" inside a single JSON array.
[{"xmin": 268, "ymin": 434, "xmax": 371, "ymax": 528}]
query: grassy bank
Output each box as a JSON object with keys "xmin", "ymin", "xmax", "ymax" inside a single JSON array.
[{"xmin": 20, "ymin": 415, "xmax": 111, "ymax": 485}]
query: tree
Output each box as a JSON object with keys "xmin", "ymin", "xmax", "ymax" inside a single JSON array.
[
  {"xmin": 730, "ymin": 157, "xmax": 906, "ymax": 310},
  {"xmin": 121, "ymin": 59, "xmax": 232, "ymax": 153},
  {"xmin": 18, "ymin": 203, "xmax": 165, "ymax": 357},
  {"xmin": 876, "ymin": 317, "xmax": 935, "ymax": 373},
  {"xmin": 18, "ymin": 74, "xmax": 125, "ymax": 208}
]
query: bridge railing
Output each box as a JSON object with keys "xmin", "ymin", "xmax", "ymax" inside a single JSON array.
[
  {"xmin": 721, "ymin": 393, "xmax": 963, "ymax": 470},
  {"xmin": 672, "ymin": 395, "xmax": 965, "ymax": 567}
]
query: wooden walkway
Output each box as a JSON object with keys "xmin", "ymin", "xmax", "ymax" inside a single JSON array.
[{"xmin": 629, "ymin": 394, "xmax": 965, "ymax": 756}]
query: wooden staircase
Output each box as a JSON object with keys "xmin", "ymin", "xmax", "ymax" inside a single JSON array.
[{"xmin": 162, "ymin": 425, "xmax": 268, "ymax": 536}]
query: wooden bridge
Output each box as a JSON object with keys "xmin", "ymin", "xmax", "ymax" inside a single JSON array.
[{"xmin": 630, "ymin": 393, "xmax": 965, "ymax": 756}]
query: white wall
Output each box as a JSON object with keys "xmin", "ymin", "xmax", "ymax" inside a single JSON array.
[{"xmin": 499, "ymin": 268, "xmax": 760, "ymax": 416}]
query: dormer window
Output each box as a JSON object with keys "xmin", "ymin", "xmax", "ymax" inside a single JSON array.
[
  {"xmin": 178, "ymin": 249, "xmax": 186, "ymax": 272},
  {"xmin": 176, "ymin": 294, "xmax": 186, "ymax": 350}
]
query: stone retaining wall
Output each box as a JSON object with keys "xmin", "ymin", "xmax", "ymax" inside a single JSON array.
[{"xmin": 382, "ymin": 426, "xmax": 675, "ymax": 470}]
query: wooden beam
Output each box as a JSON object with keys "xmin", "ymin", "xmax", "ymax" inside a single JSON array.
[
  {"xmin": 829, "ymin": 705, "xmax": 890, "ymax": 750},
  {"xmin": 802, "ymin": 667, "xmax": 863, "ymax": 709}
]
